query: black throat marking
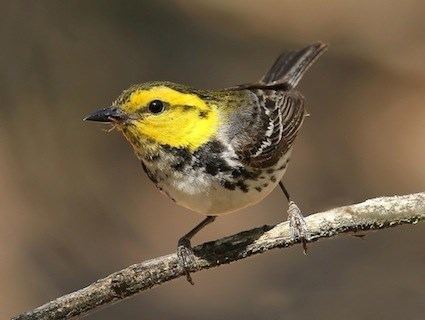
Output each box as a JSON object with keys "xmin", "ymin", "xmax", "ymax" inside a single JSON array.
[{"xmin": 141, "ymin": 139, "xmax": 283, "ymax": 193}]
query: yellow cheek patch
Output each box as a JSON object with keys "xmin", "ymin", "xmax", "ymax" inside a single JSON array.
[
  {"xmin": 134, "ymin": 106, "xmax": 219, "ymax": 151},
  {"xmin": 121, "ymin": 86, "xmax": 219, "ymax": 151}
]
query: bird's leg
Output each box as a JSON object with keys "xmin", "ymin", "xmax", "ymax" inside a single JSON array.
[
  {"xmin": 279, "ymin": 181, "xmax": 309, "ymax": 254},
  {"xmin": 177, "ymin": 215, "xmax": 216, "ymax": 285}
]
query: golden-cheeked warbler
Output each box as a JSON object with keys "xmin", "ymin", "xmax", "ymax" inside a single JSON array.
[{"xmin": 84, "ymin": 42, "xmax": 328, "ymax": 283}]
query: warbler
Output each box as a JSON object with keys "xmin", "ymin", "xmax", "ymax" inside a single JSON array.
[{"xmin": 84, "ymin": 42, "xmax": 328, "ymax": 284}]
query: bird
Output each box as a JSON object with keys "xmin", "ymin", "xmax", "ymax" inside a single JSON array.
[{"xmin": 84, "ymin": 42, "xmax": 328, "ymax": 284}]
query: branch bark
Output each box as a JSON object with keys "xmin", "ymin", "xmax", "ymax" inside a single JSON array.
[{"xmin": 13, "ymin": 192, "xmax": 425, "ymax": 320}]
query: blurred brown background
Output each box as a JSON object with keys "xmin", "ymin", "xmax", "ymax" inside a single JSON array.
[{"xmin": 1, "ymin": 1, "xmax": 424, "ymax": 319}]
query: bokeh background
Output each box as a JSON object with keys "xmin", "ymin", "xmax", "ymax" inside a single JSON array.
[{"xmin": 1, "ymin": 1, "xmax": 424, "ymax": 319}]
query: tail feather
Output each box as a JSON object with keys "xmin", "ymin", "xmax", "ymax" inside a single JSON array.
[{"xmin": 260, "ymin": 42, "xmax": 328, "ymax": 89}]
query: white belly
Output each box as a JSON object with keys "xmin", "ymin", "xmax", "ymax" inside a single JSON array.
[{"xmin": 157, "ymin": 157, "xmax": 289, "ymax": 215}]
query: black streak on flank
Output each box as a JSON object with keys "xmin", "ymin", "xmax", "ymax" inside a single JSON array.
[
  {"xmin": 222, "ymin": 180, "xmax": 236, "ymax": 190},
  {"xmin": 194, "ymin": 140, "xmax": 232, "ymax": 177},
  {"xmin": 207, "ymin": 140, "xmax": 225, "ymax": 153},
  {"xmin": 232, "ymin": 167, "xmax": 259, "ymax": 180},
  {"xmin": 237, "ymin": 181, "xmax": 249, "ymax": 193},
  {"xmin": 240, "ymin": 167, "xmax": 261, "ymax": 180},
  {"xmin": 231, "ymin": 169, "xmax": 242, "ymax": 178},
  {"xmin": 255, "ymin": 186, "xmax": 262, "ymax": 192},
  {"xmin": 205, "ymin": 162, "xmax": 219, "ymax": 176},
  {"xmin": 202, "ymin": 158, "xmax": 232, "ymax": 176}
]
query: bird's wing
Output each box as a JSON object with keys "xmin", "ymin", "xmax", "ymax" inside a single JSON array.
[
  {"xmin": 224, "ymin": 43, "xmax": 326, "ymax": 168},
  {"xmin": 232, "ymin": 90, "xmax": 306, "ymax": 168}
]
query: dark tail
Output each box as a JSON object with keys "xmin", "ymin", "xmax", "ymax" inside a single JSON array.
[{"xmin": 260, "ymin": 42, "xmax": 328, "ymax": 89}]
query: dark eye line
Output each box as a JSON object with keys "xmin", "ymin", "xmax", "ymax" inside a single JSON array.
[{"xmin": 182, "ymin": 105, "xmax": 196, "ymax": 112}]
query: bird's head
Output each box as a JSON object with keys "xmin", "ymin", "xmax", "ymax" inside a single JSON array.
[{"xmin": 84, "ymin": 82, "xmax": 220, "ymax": 155}]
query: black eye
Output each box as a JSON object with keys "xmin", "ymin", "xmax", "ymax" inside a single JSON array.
[{"xmin": 148, "ymin": 100, "xmax": 165, "ymax": 114}]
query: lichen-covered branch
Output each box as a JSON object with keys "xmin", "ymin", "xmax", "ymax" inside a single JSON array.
[{"xmin": 13, "ymin": 192, "xmax": 425, "ymax": 320}]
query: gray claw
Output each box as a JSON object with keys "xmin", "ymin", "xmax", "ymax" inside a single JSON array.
[
  {"xmin": 177, "ymin": 238, "xmax": 195, "ymax": 285},
  {"xmin": 287, "ymin": 201, "xmax": 309, "ymax": 254}
]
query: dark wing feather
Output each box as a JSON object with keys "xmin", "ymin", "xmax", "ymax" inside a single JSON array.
[
  {"xmin": 260, "ymin": 42, "xmax": 327, "ymax": 88},
  {"xmin": 226, "ymin": 42, "xmax": 326, "ymax": 168},
  {"xmin": 236, "ymin": 90, "xmax": 305, "ymax": 168},
  {"xmin": 228, "ymin": 42, "xmax": 327, "ymax": 91}
]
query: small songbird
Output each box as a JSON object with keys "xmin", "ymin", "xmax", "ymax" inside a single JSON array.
[{"xmin": 84, "ymin": 42, "xmax": 328, "ymax": 283}]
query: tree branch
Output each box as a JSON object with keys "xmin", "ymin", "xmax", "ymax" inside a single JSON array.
[{"xmin": 13, "ymin": 192, "xmax": 425, "ymax": 320}]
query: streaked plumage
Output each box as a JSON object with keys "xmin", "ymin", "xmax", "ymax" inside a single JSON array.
[
  {"xmin": 112, "ymin": 43, "xmax": 325, "ymax": 215},
  {"xmin": 84, "ymin": 42, "xmax": 328, "ymax": 282}
]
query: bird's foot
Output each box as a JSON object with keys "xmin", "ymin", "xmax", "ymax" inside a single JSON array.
[
  {"xmin": 177, "ymin": 237, "xmax": 196, "ymax": 285},
  {"xmin": 287, "ymin": 201, "xmax": 309, "ymax": 254}
]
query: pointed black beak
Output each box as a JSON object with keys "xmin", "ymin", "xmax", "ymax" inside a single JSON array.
[{"xmin": 83, "ymin": 107, "xmax": 127, "ymax": 123}]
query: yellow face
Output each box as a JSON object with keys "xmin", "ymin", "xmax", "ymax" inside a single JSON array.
[{"xmin": 112, "ymin": 85, "xmax": 220, "ymax": 152}]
